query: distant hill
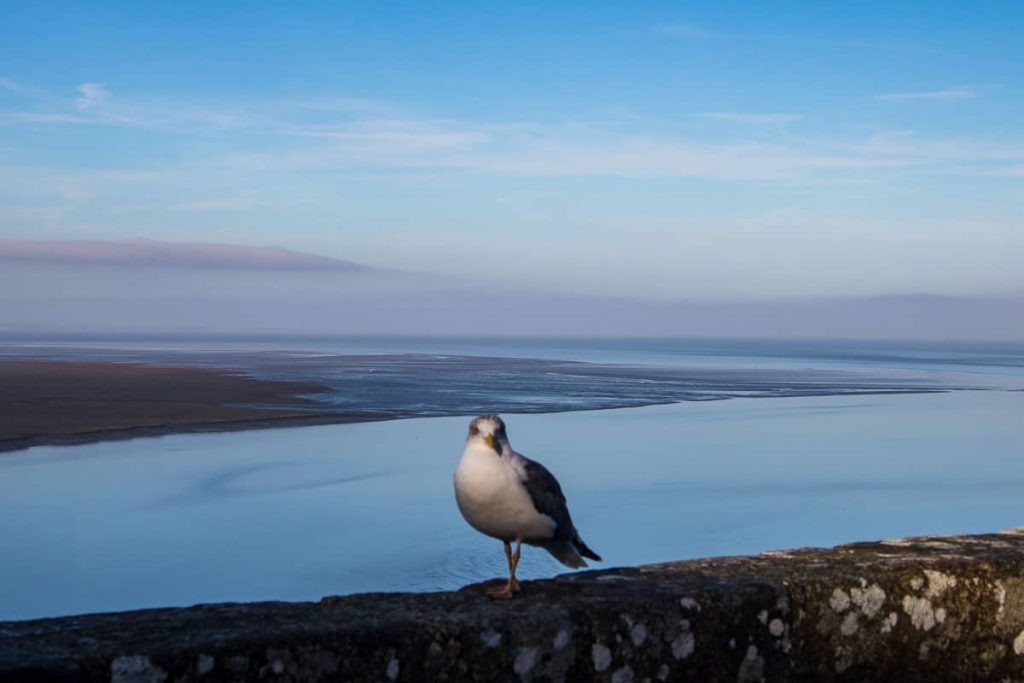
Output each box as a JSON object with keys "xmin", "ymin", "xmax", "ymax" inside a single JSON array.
[{"xmin": 0, "ymin": 239, "xmax": 366, "ymax": 271}]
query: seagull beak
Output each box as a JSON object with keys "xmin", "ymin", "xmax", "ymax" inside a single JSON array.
[{"xmin": 484, "ymin": 434, "xmax": 496, "ymax": 450}]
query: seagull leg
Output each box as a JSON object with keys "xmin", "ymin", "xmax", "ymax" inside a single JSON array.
[
  {"xmin": 508, "ymin": 539, "xmax": 522, "ymax": 593},
  {"xmin": 488, "ymin": 540, "xmax": 521, "ymax": 598}
]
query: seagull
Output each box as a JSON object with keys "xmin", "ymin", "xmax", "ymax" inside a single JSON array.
[{"xmin": 454, "ymin": 415, "xmax": 601, "ymax": 598}]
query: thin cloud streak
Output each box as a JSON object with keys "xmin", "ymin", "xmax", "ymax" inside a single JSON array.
[
  {"xmin": 0, "ymin": 80, "xmax": 387, "ymax": 132},
  {"xmin": 0, "ymin": 77, "xmax": 38, "ymax": 95},
  {"xmin": 2, "ymin": 78, "xmax": 1023, "ymax": 186},
  {"xmin": 0, "ymin": 76, "xmax": 57, "ymax": 99},
  {"xmin": 704, "ymin": 112, "xmax": 801, "ymax": 124},
  {"xmin": 224, "ymin": 123, "xmax": 1023, "ymax": 182},
  {"xmin": 877, "ymin": 87, "xmax": 978, "ymax": 101}
]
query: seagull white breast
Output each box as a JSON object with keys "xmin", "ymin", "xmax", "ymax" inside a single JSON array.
[{"xmin": 454, "ymin": 441, "xmax": 557, "ymax": 542}]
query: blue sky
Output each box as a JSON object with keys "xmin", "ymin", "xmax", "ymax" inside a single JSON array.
[{"xmin": 1, "ymin": 1, "xmax": 1022, "ymax": 299}]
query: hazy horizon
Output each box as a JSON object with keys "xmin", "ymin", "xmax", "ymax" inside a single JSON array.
[{"xmin": 2, "ymin": 239, "xmax": 1022, "ymax": 340}]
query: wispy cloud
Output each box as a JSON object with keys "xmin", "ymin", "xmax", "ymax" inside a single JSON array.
[
  {"xmin": 877, "ymin": 87, "xmax": 978, "ymax": 102},
  {"xmin": 226, "ymin": 120, "xmax": 1023, "ymax": 182},
  {"xmin": 0, "ymin": 112, "xmax": 90, "ymax": 125},
  {"xmin": 278, "ymin": 119, "xmax": 489, "ymax": 149},
  {"xmin": 1, "ymin": 78, "xmax": 1022, "ymax": 192},
  {"xmin": 74, "ymin": 82, "xmax": 110, "ymax": 110},
  {"xmin": 0, "ymin": 79, "xmax": 389, "ymax": 132},
  {"xmin": 704, "ymin": 112, "xmax": 801, "ymax": 125},
  {"xmin": 854, "ymin": 131, "xmax": 1024, "ymax": 163},
  {"xmin": 0, "ymin": 76, "xmax": 52, "ymax": 98}
]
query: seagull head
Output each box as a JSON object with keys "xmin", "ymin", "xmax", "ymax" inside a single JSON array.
[{"xmin": 467, "ymin": 414, "xmax": 509, "ymax": 454}]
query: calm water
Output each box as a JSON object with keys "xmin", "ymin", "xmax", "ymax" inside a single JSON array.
[{"xmin": 1, "ymin": 337, "xmax": 1023, "ymax": 620}]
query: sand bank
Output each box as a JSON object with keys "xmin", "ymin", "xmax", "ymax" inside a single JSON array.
[{"xmin": 0, "ymin": 360, "xmax": 396, "ymax": 453}]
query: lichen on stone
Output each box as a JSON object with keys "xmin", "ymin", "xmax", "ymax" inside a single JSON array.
[
  {"xmin": 553, "ymin": 629, "xmax": 570, "ymax": 650},
  {"xmin": 924, "ymin": 570, "xmax": 957, "ymax": 599},
  {"xmin": 513, "ymin": 647, "xmax": 537, "ymax": 676},
  {"xmin": 881, "ymin": 611, "xmax": 899, "ymax": 634},
  {"xmin": 831, "ymin": 588, "xmax": 851, "ymax": 613},
  {"xmin": 611, "ymin": 664, "xmax": 635, "ymax": 683},
  {"xmin": 110, "ymin": 655, "xmax": 167, "ymax": 683},
  {"xmin": 671, "ymin": 620, "xmax": 695, "ymax": 660},
  {"xmin": 1014, "ymin": 630, "xmax": 1024, "ymax": 656},
  {"xmin": 679, "ymin": 596, "xmax": 701, "ymax": 612},
  {"xmin": 195, "ymin": 654, "xmax": 214, "ymax": 676},
  {"xmin": 840, "ymin": 612, "xmax": 859, "ymax": 636},
  {"xmin": 850, "ymin": 584, "xmax": 886, "ymax": 618},
  {"xmin": 481, "ymin": 628, "xmax": 502, "ymax": 648},
  {"xmin": 737, "ymin": 645, "xmax": 765, "ymax": 683},
  {"xmin": 902, "ymin": 595, "xmax": 938, "ymax": 631},
  {"xmin": 592, "ymin": 643, "xmax": 612, "ymax": 672}
]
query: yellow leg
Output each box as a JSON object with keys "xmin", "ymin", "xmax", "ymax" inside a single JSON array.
[
  {"xmin": 509, "ymin": 540, "xmax": 522, "ymax": 591},
  {"xmin": 487, "ymin": 540, "xmax": 523, "ymax": 598},
  {"xmin": 503, "ymin": 540, "xmax": 513, "ymax": 570}
]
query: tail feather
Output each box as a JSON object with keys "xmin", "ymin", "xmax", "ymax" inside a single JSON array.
[
  {"xmin": 574, "ymin": 536, "xmax": 602, "ymax": 563},
  {"xmin": 540, "ymin": 535, "xmax": 602, "ymax": 569},
  {"xmin": 542, "ymin": 541, "xmax": 588, "ymax": 568}
]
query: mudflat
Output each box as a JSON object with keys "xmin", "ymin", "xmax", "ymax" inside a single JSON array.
[{"xmin": 0, "ymin": 360, "xmax": 386, "ymax": 453}]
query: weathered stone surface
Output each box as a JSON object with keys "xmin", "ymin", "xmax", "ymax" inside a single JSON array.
[{"xmin": 4, "ymin": 530, "xmax": 1024, "ymax": 682}]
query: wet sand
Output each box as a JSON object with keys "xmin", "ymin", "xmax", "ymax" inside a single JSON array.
[{"xmin": 0, "ymin": 360, "xmax": 395, "ymax": 453}]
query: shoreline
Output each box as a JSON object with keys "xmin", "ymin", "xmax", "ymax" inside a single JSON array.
[
  {"xmin": 0, "ymin": 412, "xmax": 406, "ymax": 454},
  {"xmin": 0, "ymin": 359, "xmax": 410, "ymax": 454},
  {"xmin": 0, "ymin": 356, "xmax": 963, "ymax": 455}
]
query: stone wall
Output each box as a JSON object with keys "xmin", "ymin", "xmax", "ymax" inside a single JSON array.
[{"xmin": 4, "ymin": 531, "xmax": 1024, "ymax": 682}]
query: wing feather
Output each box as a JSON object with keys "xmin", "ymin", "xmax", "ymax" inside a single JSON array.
[{"xmin": 517, "ymin": 454, "xmax": 575, "ymax": 542}]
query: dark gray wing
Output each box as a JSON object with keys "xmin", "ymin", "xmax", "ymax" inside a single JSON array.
[{"xmin": 519, "ymin": 455, "xmax": 576, "ymax": 542}]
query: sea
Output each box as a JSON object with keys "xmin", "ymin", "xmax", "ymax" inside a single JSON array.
[{"xmin": 1, "ymin": 334, "xmax": 1023, "ymax": 621}]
